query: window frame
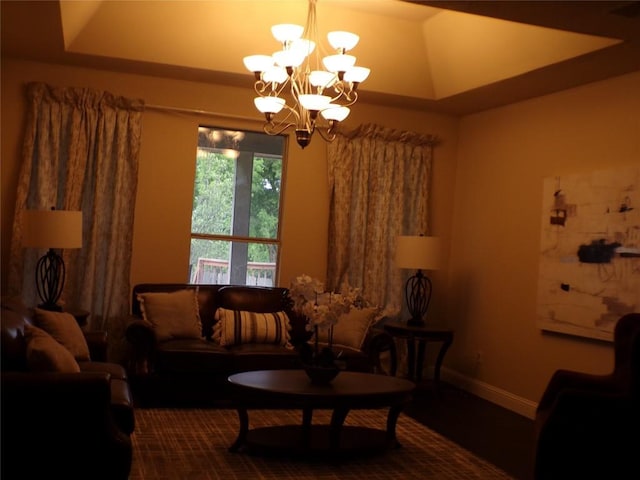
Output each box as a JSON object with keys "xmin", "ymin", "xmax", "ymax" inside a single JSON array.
[{"xmin": 189, "ymin": 125, "xmax": 288, "ymax": 286}]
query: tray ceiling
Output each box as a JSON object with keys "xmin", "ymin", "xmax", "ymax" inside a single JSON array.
[{"xmin": 2, "ymin": 0, "xmax": 639, "ymax": 115}]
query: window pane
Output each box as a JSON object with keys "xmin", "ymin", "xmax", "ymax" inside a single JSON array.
[
  {"xmin": 192, "ymin": 149, "xmax": 234, "ymax": 235},
  {"xmin": 189, "ymin": 238, "xmax": 278, "ymax": 286},
  {"xmin": 189, "ymin": 127, "xmax": 284, "ymax": 286}
]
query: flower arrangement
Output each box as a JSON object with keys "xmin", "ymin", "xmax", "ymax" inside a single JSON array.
[{"xmin": 289, "ymin": 274, "xmax": 363, "ymax": 368}]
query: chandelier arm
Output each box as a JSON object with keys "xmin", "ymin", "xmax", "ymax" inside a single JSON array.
[
  {"xmin": 255, "ymin": 81, "xmax": 269, "ymax": 95},
  {"xmin": 264, "ymin": 120, "xmax": 298, "ymax": 136},
  {"xmin": 279, "ymin": 103, "xmax": 301, "ymax": 123},
  {"xmin": 273, "ymin": 79, "xmax": 292, "ymax": 97},
  {"xmin": 264, "ymin": 105, "xmax": 300, "ymax": 135},
  {"xmin": 316, "ymin": 126, "xmax": 337, "ymax": 142}
]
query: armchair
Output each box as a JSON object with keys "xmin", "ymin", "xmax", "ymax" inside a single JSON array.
[{"xmin": 534, "ymin": 313, "xmax": 640, "ymax": 480}]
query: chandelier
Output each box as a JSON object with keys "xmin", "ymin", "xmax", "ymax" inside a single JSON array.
[{"xmin": 243, "ymin": 0, "xmax": 369, "ymax": 149}]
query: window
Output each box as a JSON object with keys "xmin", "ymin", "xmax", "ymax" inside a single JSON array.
[{"xmin": 189, "ymin": 127, "xmax": 285, "ymax": 286}]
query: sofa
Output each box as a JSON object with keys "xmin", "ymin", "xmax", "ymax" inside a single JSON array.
[
  {"xmin": 1, "ymin": 298, "xmax": 135, "ymax": 480},
  {"xmin": 124, "ymin": 283, "xmax": 396, "ymax": 407}
]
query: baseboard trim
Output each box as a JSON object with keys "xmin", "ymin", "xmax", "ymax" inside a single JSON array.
[{"xmin": 440, "ymin": 367, "xmax": 538, "ymax": 419}]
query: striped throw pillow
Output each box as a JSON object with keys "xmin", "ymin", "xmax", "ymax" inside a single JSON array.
[{"xmin": 213, "ymin": 308, "xmax": 291, "ymax": 347}]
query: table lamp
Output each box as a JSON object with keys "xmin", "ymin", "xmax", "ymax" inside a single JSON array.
[
  {"xmin": 395, "ymin": 235, "xmax": 441, "ymax": 326},
  {"xmin": 23, "ymin": 208, "xmax": 83, "ymax": 311}
]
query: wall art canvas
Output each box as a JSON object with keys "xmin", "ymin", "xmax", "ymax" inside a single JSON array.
[{"xmin": 536, "ymin": 166, "xmax": 640, "ymax": 341}]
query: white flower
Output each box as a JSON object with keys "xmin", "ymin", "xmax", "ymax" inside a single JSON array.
[{"xmin": 289, "ymin": 275, "xmax": 364, "ymax": 333}]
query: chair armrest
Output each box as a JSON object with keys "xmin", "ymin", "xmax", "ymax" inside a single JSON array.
[
  {"xmin": 124, "ymin": 315, "xmax": 157, "ymax": 374},
  {"xmin": 84, "ymin": 330, "xmax": 108, "ymax": 361},
  {"xmin": 362, "ymin": 329, "xmax": 397, "ymax": 376},
  {"xmin": 536, "ymin": 369, "xmax": 619, "ymax": 413}
]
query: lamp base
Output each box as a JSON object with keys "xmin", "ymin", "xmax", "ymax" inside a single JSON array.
[
  {"xmin": 404, "ymin": 270, "xmax": 432, "ymax": 328},
  {"xmin": 35, "ymin": 249, "xmax": 66, "ymax": 312}
]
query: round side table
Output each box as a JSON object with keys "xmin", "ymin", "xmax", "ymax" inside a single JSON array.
[{"xmin": 383, "ymin": 320, "xmax": 454, "ymax": 390}]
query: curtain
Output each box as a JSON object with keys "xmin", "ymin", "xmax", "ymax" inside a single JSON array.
[
  {"xmin": 7, "ymin": 82, "xmax": 143, "ymax": 331},
  {"xmin": 327, "ymin": 123, "xmax": 438, "ymax": 316}
]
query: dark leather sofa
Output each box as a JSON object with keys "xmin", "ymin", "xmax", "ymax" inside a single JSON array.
[
  {"xmin": 534, "ymin": 312, "xmax": 640, "ymax": 480},
  {"xmin": 1, "ymin": 298, "xmax": 135, "ymax": 480},
  {"xmin": 125, "ymin": 283, "xmax": 395, "ymax": 407}
]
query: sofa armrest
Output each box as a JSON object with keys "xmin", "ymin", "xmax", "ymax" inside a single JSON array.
[
  {"xmin": 124, "ymin": 315, "xmax": 157, "ymax": 374},
  {"xmin": 2, "ymin": 371, "xmax": 132, "ymax": 479},
  {"xmin": 361, "ymin": 328, "xmax": 397, "ymax": 376},
  {"xmin": 84, "ymin": 330, "xmax": 108, "ymax": 361},
  {"xmin": 2, "ymin": 370, "xmax": 112, "ymax": 402}
]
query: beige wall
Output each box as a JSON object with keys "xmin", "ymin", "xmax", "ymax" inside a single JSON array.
[
  {"xmin": 446, "ymin": 72, "xmax": 640, "ymax": 411},
  {"xmin": 4, "ymin": 57, "xmax": 637, "ymax": 415},
  {"xmin": 0, "ymin": 58, "xmax": 457, "ymax": 307}
]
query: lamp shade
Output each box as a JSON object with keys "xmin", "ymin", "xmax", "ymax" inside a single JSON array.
[
  {"xmin": 395, "ymin": 235, "xmax": 441, "ymax": 271},
  {"xmin": 23, "ymin": 209, "xmax": 83, "ymax": 249}
]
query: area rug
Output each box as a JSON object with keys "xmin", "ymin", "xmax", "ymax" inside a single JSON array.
[{"xmin": 130, "ymin": 408, "xmax": 513, "ymax": 479}]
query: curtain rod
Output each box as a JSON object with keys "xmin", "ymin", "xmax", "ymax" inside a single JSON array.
[{"xmin": 144, "ymin": 103, "xmax": 260, "ymax": 123}]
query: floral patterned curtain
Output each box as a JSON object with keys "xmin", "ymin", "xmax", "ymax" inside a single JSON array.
[
  {"xmin": 327, "ymin": 123, "xmax": 438, "ymax": 316},
  {"xmin": 7, "ymin": 82, "xmax": 143, "ymax": 330}
]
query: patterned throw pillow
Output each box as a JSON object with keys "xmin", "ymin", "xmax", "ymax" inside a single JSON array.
[
  {"xmin": 24, "ymin": 324, "xmax": 81, "ymax": 373},
  {"xmin": 34, "ymin": 308, "xmax": 90, "ymax": 361},
  {"xmin": 137, "ymin": 289, "xmax": 203, "ymax": 342},
  {"xmin": 213, "ymin": 308, "xmax": 292, "ymax": 347},
  {"xmin": 316, "ymin": 306, "xmax": 379, "ymax": 350}
]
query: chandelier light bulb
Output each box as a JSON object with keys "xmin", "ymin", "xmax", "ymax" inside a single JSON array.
[
  {"xmin": 327, "ymin": 31, "xmax": 359, "ymax": 52},
  {"xmin": 309, "ymin": 70, "xmax": 336, "ymax": 89},
  {"xmin": 254, "ymin": 96, "xmax": 285, "ymax": 114},
  {"xmin": 298, "ymin": 94, "xmax": 331, "ymax": 112},
  {"xmin": 322, "ymin": 54, "xmax": 356, "ymax": 73},
  {"xmin": 320, "ymin": 106, "xmax": 350, "ymax": 122},
  {"xmin": 273, "ymin": 49, "xmax": 306, "ymax": 68},
  {"xmin": 271, "ymin": 24, "xmax": 304, "ymax": 43},
  {"xmin": 344, "ymin": 66, "xmax": 370, "ymax": 84},
  {"xmin": 243, "ymin": 55, "xmax": 274, "ymax": 74},
  {"xmin": 263, "ymin": 66, "xmax": 289, "ymax": 85},
  {"xmin": 290, "ymin": 38, "xmax": 316, "ymax": 57}
]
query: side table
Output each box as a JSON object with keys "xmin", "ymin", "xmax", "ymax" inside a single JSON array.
[{"xmin": 383, "ymin": 320, "xmax": 454, "ymax": 390}]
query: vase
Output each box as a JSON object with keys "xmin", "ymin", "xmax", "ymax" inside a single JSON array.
[{"xmin": 303, "ymin": 364, "xmax": 341, "ymax": 385}]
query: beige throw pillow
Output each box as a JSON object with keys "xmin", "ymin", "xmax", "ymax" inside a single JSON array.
[
  {"xmin": 137, "ymin": 289, "xmax": 202, "ymax": 342},
  {"xmin": 24, "ymin": 324, "xmax": 81, "ymax": 373},
  {"xmin": 34, "ymin": 308, "xmax": 90, "ymax": 361},
  {"xmin": 213, "ymin": 308, "xmax": 291, "ymax": 347},
  {"xmin": 317, "ymin": 307, "xmax": 379, "ymax": 350}
]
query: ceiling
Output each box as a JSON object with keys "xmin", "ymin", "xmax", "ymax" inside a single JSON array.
[{"xmin": 2, "ymin": 0, "xmax": 640, "ymax": 115}]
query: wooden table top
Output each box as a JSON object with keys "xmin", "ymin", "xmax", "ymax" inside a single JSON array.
[{"xmin": 229, "ymin": 370, "xmax": 415, "ymax": 399}]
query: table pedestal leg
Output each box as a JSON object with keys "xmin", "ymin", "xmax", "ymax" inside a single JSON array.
[
  {"xmin": 386, "ymin": 405, "xmax": 404, "ymax": 448},
  {"xmin": 406, "ymin": 337, "xmax": 416, "ymax": 380},
  {"xmin": 415, "ymin": 340, "xmax": 427, "ymax": 382},
  {"xmin": 229, "ymin": 408, "xmax": 249, "ymax": 452},
  {"xmin": 330, "ymin": 408, "xmax": 350, "ymax": 451}
]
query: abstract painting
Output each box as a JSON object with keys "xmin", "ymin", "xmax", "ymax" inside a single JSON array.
[{"xmin": 536, "ymin": 166, "xmax": 640, "ymax": 341}]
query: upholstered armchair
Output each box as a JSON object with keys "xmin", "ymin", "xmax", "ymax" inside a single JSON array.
[{"xmin": 534, "ymin": 313, "xmax": 640, "ymax": 480}]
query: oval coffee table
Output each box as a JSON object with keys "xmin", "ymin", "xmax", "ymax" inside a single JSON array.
[{"xmin": 227, "ymin": 369, "xmax": 415, "ymax": 458}]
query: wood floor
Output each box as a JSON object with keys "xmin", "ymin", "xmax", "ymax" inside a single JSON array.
[{"xmin": 403, "ymin": 382, "xmax": 536, "ymax": 480}]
